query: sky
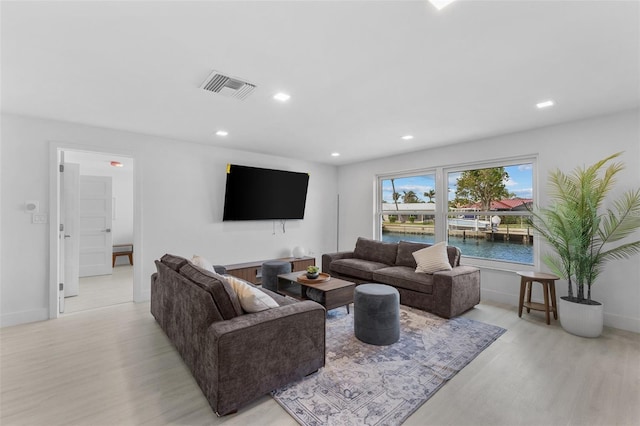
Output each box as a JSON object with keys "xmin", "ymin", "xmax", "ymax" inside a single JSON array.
[{"xmin": 381, "ymin": 163, "xmax": 533, "ymax": 205}]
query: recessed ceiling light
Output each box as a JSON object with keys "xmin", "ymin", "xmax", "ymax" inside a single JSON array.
[
  {"xmin": 331, "ymin": 152, "xmax": 340, "ymax": 157},
  {"xmin": 401, "ymin": 135, "xmax": 414, "ymax": 140},
  {"xmin": 216, "ymin": 130, "xmax": 228, "ymax": 136},
  {"xmin": 273, "ymin": 93, "xmax": 291, "ymax": 102},
  {"xmin": 429, "ymin": 0, "xmax": 457, "ymax": 11},
  {"xmin": 110, "ymin": 161, "xmax": 123, "ymax": 168},
  {"xmin": 536, "ymin": 100, "xmax": 555, "ymax": 109}
]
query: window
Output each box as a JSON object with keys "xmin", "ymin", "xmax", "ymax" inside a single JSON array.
[
  {"xmin": 377, "ymin": 158, "xmax": 535, "ymax": 267},
  {"xmin": 379, "ymin": 174, "xmax": 437, "ymax": 245}
]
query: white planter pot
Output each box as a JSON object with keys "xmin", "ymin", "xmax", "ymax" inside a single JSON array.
[{"xmin": 558, "ymin": 297, "xmax": 603, "ymax": 338}]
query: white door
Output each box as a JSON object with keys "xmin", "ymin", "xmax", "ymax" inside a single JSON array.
[
  {"xmin": 63, "ymin": 163, "xmax": 81, "ymax": 297},
  {"xmin": 79, "ymin": 176, "xmax": 113, "ymax": 277}
]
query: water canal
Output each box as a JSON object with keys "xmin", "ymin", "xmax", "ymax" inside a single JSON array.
[{"xmin": 382, "ymin": 231, "xmax": 534, "ymax": 265}]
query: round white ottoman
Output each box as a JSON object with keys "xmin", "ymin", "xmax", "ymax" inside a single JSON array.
[{"xmin": 354, "ymin": 283, "xmax": 400, "ymax": 345}]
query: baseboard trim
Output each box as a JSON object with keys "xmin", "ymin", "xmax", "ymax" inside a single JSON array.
[
  {"xmin": 136, "ymin": 291, "xmax": 150, "ymax": 303},
  {"xmin": 482, "ymin": 288, "xmax": 639, "ymax": 334},
  {"xmin": 1, "ymin": 308, "xmax": 49, "ymax": 328},
  {"xmin": 603, "ymin": 312, "xmax": 640, "ymax": 334},
  {"xmin": 481, "ymin": 288, "xmax": 519, "ymax": 306}
]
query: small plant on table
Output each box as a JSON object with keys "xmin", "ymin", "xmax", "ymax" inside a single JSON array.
[{"xmin": 306, "ymin": 265, "xmax": 320, "ymax": 279}]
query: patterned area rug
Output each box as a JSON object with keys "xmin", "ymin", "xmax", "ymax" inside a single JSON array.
[{"xmin": 272, "ymin": 306, "xmax": 506, "ymax": 426}]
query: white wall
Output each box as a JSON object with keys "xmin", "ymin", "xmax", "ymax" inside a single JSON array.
[
  {"xmin": 3, "ymin": 110, "xmax": 638, "ymax": 332},
  {"xmin": 336, "ymin": 109, "xmax": 640, "ymax": 333},
  {"xmin": 0, "ymin": 113, "xmax": 338, "ymax": 326}
]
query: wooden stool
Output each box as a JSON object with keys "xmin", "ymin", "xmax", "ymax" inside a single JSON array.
[
  {"xmin": 516, "ymin": 271, "xmax": 559, "ymax": 325},
  {"xmin": 112, "ymin": 244, "xmax": 133, "ymax": 267}
]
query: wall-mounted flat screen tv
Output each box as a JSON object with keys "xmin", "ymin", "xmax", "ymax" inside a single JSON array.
[{"xmin": 223, "ymin": 164, "xmax": 310, "ymax": 221}]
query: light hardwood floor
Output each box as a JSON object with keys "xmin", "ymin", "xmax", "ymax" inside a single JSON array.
[
  {"xmin": 1, "ymin": 300, "xmax": 638, "ymax": 426},
  {"xmin": 63, "ymin": 265, "xmax": 133, "ymax": 314}
]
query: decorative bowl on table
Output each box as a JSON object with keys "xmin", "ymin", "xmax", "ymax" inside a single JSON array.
[
  {"xmin": 306, "ymin": 266, "xmax": 320, "ymax": 279},
  {"xmin": 297, "ymin": 272, "xmax": 331, "ymax": 283}
]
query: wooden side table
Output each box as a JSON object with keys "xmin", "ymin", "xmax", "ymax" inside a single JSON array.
[{"xmin": 516, "ymin": 271, "xmax": 559, "ymax": 325}]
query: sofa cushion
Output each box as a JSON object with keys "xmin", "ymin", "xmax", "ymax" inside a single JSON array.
[
  {"xmin": 224, "ymin": 275, "xmax": 279, "ymax": 313},
  {"xmin": 413, "ymin": 242, "xmax": 453, "ymax": 274},
  {"xmin": 191, "ymin": 255, "xmax": 227, "ymax": 274},
  {"xmin": 161, "ymin": 253, "xmax": 189, "ymax": 272},
  {"xmin": 179, "ymin": 263, "xmax": 244, "ymax": 320},
  {"xmin": 191, "ymin": 254, "xmax": 216, "ymax": 272},
  {"xmin": 395, "ymin": 241, "xmax": 461, "ymax": 268},
  {"xmin": 154, "ymin": 259, "xmax": 224, "ymax": 324},
  {"xmin": 395, "ymin": 241, "xmax": 429, "ymax": 267},
  {"xmin": 331, "ymin": 258, "xmax": 389, "ymax": 281},
  {"xmin": 258, "ymin": 286, "xmax": 296, "ymax": 307},
  {"xmin": 372, "ymin": 266, "xmax": 434, "ymax": 294},
  {"xmin": 353, "ymin": 237, "xmax": 398, "ymax": 265},
  {"xmin": 447, "ymin": 246, "xmax": 462, "ymax": 267}
]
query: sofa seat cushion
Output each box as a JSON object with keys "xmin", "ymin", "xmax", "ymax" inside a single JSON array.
[
  {"xmin": 331, "ymin": 258, "xmax": 389, "ymax": 281},
  {"xmin": 179, "ymin": 263, "xmax": 244, "ymax": 320},
  {"xmin": 353, "ymin": 237, "xmax": 398, "ymax": 265},
  {"xmin": 372, "ymin": 266, "xmax": 434, "ymax": 294}
]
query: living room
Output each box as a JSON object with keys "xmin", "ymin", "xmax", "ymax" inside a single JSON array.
[{"xmin": 1, "ymin": 1, "xmax": 639, "ymax": 425}]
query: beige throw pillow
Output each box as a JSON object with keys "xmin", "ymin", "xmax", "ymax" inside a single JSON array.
[
  {"xmin": 191, "ymin": 255, "xmax": 215, "ymax": 272},
  {"xmin": 224, "ymin": 275, "xmax": 279, "ymax": 312},
  {"xmin": 412, "ymin": 242, "xmax": 453, "ymax": 274}
]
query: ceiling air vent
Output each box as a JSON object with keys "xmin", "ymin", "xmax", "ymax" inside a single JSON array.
[{"xmin": 199, "ymin": 71, "xmax": 256, "ymax": 100}]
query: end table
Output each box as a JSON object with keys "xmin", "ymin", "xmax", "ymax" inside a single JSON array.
[{"xmin": 516, "ymin": 271, "xmax": 559, "ymax": 325}]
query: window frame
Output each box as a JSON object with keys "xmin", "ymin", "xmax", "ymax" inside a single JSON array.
[{"xmin": 375, "ymin": 155, "xmax": 538, "ymax": 272}]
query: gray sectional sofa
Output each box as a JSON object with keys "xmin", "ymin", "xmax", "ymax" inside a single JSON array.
[
  {"xmin": 322, "ymin": 237, "xmax": 480, "ymax": 318},
  {"xmin": 151, "ymin": 254, "xmax": 326, "ymax": 416}
]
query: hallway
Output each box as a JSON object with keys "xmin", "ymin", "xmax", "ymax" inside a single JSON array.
[{"xmin": 63, "ymin": 265, "xmax": 133, "ymax": 314}]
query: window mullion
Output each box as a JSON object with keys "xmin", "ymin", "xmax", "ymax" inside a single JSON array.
[{"xmin": 435, "ymin": 166, "xmax": 446, "ymax": 243}]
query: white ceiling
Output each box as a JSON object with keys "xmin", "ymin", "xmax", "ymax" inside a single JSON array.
[{"xmin": 2, "ymin": 1, "xmax": 639, "ymax": 165}]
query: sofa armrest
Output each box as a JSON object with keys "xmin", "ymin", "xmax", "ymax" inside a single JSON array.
[
  {"xmin": 322, "ymin": 251, "xmax": 355, "ymax": 273},
  {"xmin": 150, "ymin": 272, "xmax": 164, "ymax": 326},
  {"xmin": 204, "ymin": 300, "xmax": 326, "ymax": 415},
  {"xmin": 432, "ymin": 266, "xmax": 481, "ymax": 318}
]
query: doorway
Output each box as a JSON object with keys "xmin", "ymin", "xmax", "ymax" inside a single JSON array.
[{"xmin": 54, "ymin": 149, "xmax": 135, "ymax": 315}]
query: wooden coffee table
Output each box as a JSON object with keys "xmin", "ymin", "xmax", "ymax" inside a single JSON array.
[{"xmin": 277, "ymin": 272, "xmax": 355, "ymax": 313}]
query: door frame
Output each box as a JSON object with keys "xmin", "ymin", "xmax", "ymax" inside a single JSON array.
[
  {"xmin": 48, "ymin": 142, "xmax": 142, "ymax": 319},
  {"xmin": 63, "ymin": 162, "xmax": 80, "ymax": 298}
]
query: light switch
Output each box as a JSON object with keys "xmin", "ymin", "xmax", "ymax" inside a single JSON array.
[{"xmin": 32, "ymin": 213, "xmax": 48, "ymax": 224}]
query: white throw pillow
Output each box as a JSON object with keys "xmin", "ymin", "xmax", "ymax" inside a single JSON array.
[
  {"xmin": 412, "ymin": 242, "xmax": 453, "ymax": 274},
  {"xmin": 224, "ymin": 275, "xmax": 279, "ymax": 312},
  {"xmin": 191, "ymin": 255, "xmax": 215, "ymax": 272}
]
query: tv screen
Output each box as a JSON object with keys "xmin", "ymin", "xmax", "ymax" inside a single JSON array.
[{"xmin": 223, "ymin": 164, "xmax": 310, "ymax": 221}]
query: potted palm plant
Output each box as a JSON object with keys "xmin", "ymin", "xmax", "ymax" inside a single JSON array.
[{"xmin": 528, "ymin": 152, "xmax": 640, "ymax": 337}]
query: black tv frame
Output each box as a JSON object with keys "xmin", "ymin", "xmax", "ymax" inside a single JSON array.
[{"xmin": 222, "ymin": 164, "xmax": 310, "ymax": 221}]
